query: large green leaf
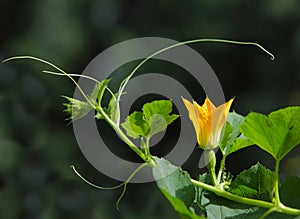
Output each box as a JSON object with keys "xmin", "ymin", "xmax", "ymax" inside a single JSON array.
[
  {"xmin": 239, "ymin": 107, "xmax": 300, "ymax": 160},
  {"xmin": 228, "ymin": 163, "xmax": 274, "ymax": 201},
  {"xmin": 220, "ymin": 112, "xmax": 253, "ymax": 156},
  {"xmin": 153, "ymin": 157, "xmax": 195, "ymax": 206},
  {"xmin": 121, "ymin": 100, "xmax": 179, "ymax": 139},
  {"xmin": 268, "ymin": 214, "xmax": 300, "ymax": 219},
  {"xmin": 152, "ymin": 157, "xmax": 203, "ymax": 219},
  {"xmin": 160, "ymin": 189, "xmax": 206, "ymax": 219},
  {"xmin": 280, "ymin": 176, "xmax": 300, "ymax": 209}
]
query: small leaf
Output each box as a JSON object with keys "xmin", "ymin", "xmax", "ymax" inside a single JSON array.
[
  {"xmin": 228, "ymin": 163, "xmax": 274, "ymax": 201},
  {"xmin": 121, "ymin": 111, "xmax": 149, "ymax": 139},
  {"xmin": 143, "ymin": 100, "xmax": 172, "ymax": 119},
  {"xmin": 239, "ymin": 106, "xmax": 300, "ymax": 160},
  {"xmin": 220, "ymin": 112, "xmax": 253, "ymax": 156},
  {"xmin": 63, "ymin": 96, "xmax": 93, "ymax": 121},
  {"xmin": 280, "ymin": 176, "xmax": 300, "ymax": 209},
  {"xmin": 105, "ymin": 94, "xmax": 120, "ymax": 123},
  {"xmin": 142, "ymin": 100, "xmax": 179, "ymax": 128},
  {"xmin": 88, "ymin": 79, "xmax": 111, "ymax": 104},
  {"xmin": 63, "ymin": 79, "xmax": 111, "ymax": 122},
  {"xmin": 121, "ymin": 100, "xmax": 179, "ymax": 139}
]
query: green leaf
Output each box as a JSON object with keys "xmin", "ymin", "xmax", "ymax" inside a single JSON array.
[
  {"xmin": 88, "ymin": 79, "xmax": 111, "ymax": 104},
  {"xmin": 121, "ymin": 100, "xmax": 179, "ymax": 139},
  {"xmin": 153, "ymin": 157, "xmax": 195, "ymax": 206},
  {"xmin": 160, "ymin": 189, "xmax": 206, "ymax": 219},
  {"xmin": 220, "ymin": 112, "xmax": 253, "ymax": 156},
  {"xmin": 148, "ymin": 114, "xmax": 168, "ymax": 137},
  {"xmin": 121, "ymin": 111, "xmax": 149, "ymax": 139},
  {"xmin": 143, "ymin": 100, "xmax": 179, "ymax": 137},
  {"xmin": 142, "ymin": 100, "xmax": 179, "ymax": 124},
  {"xmin": 96, "ymin": 93, "xmax": 120, "ymax": 122},
  {"xmin": 280, "ymin": 176, "xmax": 300, "ymax": 209},
  {"xmin": 239, "ymin": 107, "xmax": 300, "ymax": 160},
  {"xmin": 267, "ymin": 214, "xmax": 300, "ymax": 219},
  {"xmin": 196, "ymin": 173, "xmax": 265, "ymax": 219},
  {"xmin": 106, "ymin": 94, "xmax": 119, "ymax": 123},
  {"xmin": 152, "ymin": 157, "xmax": 203, "ymax": 219},
  {"xmin": 63, "ymin": 79, "xmax": 111, "ymax": 122},
  {"xmin": 63, "ymin": 96, "xmax": 93, "ymax": 121},
  {"xmin": 228, "ymin": 163, "xmax": 274, "ymax": 201}
]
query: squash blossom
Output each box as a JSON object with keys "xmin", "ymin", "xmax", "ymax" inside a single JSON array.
[{"xmin": 182, "ymin": 97, "xmax": 233, "ymax": 150}]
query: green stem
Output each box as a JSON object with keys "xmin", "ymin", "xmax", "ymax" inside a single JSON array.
[
  {"xmin": 279, "ymin": 204, "xmax": 300, "ymax": 216},
  {"xmin": 191, "ymin": 179, "xmax": 300, "ymax": 216},
  {"xmin": 205, "ymin": 150, "xmax": 217, "ymax": 185},
  {"xmin": 192, "ymin": 179, "xmax": 273, "ymax": 208},
  {"xmin": 210, "ymin": 168, "xmax": 217, "ymax": 186},
  {"xmin": 216, "ymin": 154, "xmax": 227, "ymax": 184},
  {"xmin": 274, "ymin": 159, "xmax": 281, "ymax": 204},
  {"xmin": 145, "ymin": 136, "xmax": 151, "ymax": 162},
  {"xmin": 96, "ymin": 106, "xmax": 147, "ymax": 162}
]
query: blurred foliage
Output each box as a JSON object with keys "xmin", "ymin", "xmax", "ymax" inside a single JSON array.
[{"xmin": 0, "ymin": 0, "xmax": 300, "ymax": 218}]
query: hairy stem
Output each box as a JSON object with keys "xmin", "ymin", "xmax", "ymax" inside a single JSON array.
[
  {"xmin": 145, "ymin": 136, "xmax": 151, "ymax": 162},
  {"xmin": 96, "ymin": 106, "xmax": 147, "ymax": 162},
  {"xmin": 274, "ymin": 159, "xmax": 281, "ymax": 204},
  {"xmin": 205, "ymin": 150, "xmax": 217, "ymax": 185},
  {"xmin": 192, "ymin": 179, "xmax": 273, "ymax": 208},
  {"xmin": 216, "ymin": 154, "xmax": 227, "ymax": 184},
  {"xmin": 191, "ymin": 179, "xmax": 300, "ymax": 216}
]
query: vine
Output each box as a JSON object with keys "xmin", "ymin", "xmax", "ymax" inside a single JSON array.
[{"xmin": 3, "ymin": 39, "xmax": 300, "ymax": 219}]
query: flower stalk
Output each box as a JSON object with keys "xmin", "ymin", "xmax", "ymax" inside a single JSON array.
[
  {"xmin": 204, "ymin": 149, "xmax": 217, "ymax": 185},
  {"xmin": 216, "ymin": 154, "xmax": 227, "ymax": 185}
]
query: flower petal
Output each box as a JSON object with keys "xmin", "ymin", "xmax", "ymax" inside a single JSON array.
[
  {"xmin": 203, "ymin": 97, "xmax": 216, "ymax": 111},
  {"xmin": 182, "ymin": 97, "xmax": 234, "ymax": 150},
  {"xmin": 182, "ymin": 98, "xmax": 201, "ymax": 144}
]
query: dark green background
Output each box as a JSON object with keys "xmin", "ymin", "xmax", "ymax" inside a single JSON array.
[{"xmin": 0, "ymin": 0, "xmax": 300, "ymax": 218}]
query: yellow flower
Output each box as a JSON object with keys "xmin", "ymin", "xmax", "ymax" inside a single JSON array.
[{"xmin": 182, "ymin": 97, "xmax": 233, "ymax": 150}]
